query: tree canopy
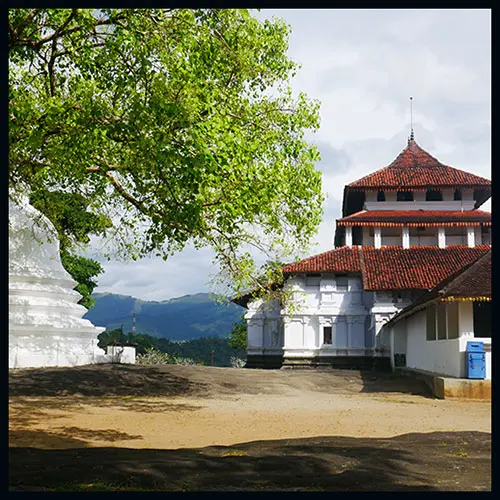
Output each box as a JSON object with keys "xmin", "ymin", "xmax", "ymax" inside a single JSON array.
[
  {"xmin": 9, "ymin": 8, "xmax": 323, "ymax": 296},
  {"xmin": 227, "ymin": 318, "xmax": 247, "ymax": 351},
  {"xmin": 29, "ymin": 189, "xmax": 110, "ymax": 309}
]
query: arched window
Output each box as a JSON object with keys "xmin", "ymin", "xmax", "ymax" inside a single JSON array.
[
  {"xmin": 397, "ymin": 190, "xmax": 414, "ymax": 201},
  {"xmin": 426, "ymin": 189, "xmax": 443, "ymax": 201},
  {"xmin": 453, "ymin": 189, "xmax": 462, "ymax": 200},
  {"xmin": 377, "ymin": 191, "xmax": 385, "ymax": 201}
]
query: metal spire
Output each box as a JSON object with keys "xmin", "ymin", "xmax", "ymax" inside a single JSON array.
[{"xmin": 409, "ymin": 96, "xmax": 414, "ymax": 142}]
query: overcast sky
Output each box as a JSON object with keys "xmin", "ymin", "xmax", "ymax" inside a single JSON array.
[{"xmin": 92, "ymin": 8, "xmax": 491, "ymax": 302}]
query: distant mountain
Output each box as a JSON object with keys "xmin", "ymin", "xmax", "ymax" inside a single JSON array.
[{"xmin": 84, "ymin": 292, "xmax": 245, "ymax": 341}]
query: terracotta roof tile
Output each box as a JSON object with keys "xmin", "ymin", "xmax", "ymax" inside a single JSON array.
[
  {"xmin": 431, "ymin": 250, "xmax": 491, "ymax": 299},
  {"xmin": 347, "ymin": 140, "xmax": 491, "ymax": 190},
  {"xmin": 386, "ymin": 250, "xmax": 491, "ymax": 325},
  {"xmin": 281, "ymin": 245, "xmax": 490, "ymax": 291},
  {"xmin": 337, "ymin": 209, "xmax": 492, "ymax": 226},
  {"xmin": 233, "ymin": 245, "xmax": 491, "ymax": 308},
  {"xmin": 361, "ymin": 245, "xmax": 491, "ymax": 291},
  {"xmin": 281, "ymin": 246, "xmax": 362, "ymax": 274}
]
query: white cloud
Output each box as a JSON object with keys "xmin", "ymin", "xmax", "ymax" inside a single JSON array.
[
  {"xmin": 93, "ymin": 245, "xmax": 218, "ymax": 301},
  {"xmin": 92, "ymin": 9, "xmax": 491, "ymax": 300}
]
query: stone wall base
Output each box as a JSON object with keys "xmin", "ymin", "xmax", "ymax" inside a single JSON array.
[
  {"xmin": 245, "ymin": 354, "xmax": 391, "ymax": 371},
  {"xmin": 397, "ymin": 367, "xmax": 491, "ymax": 400}
]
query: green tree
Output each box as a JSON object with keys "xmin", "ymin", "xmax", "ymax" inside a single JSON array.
[
  {"xmin": 9, "ymin": 9, "xmax": 323, "ymax": 296},
  {"xmin": 227, "ymin": 319, "xmax": 247, "ymax": 351},
  {"xmin": 97, "ymin": 328, "xmax": 125, "ymax": 350},
  {"xmin": 98, "ymin": 329, "xmax": 157, "ymax": 354},
  {"xmin": 29, "ymin": 189, "xmax": 110, "ymax": 309},
  {"xmin": 60, "ymin": 252, "xmax": 103, "ymax": 309}
]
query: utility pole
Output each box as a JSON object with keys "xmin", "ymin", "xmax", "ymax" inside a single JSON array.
[
  {"xmin": 211, "ymin": 350, "xmax": 215, "ymax": 367},
  {"xmin": 132, "ymin": 312, "xmax": 136, "ymax": 336}
]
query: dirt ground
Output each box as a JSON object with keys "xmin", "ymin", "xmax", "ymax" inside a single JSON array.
[{"xmin": 9, "ymin": 363, "xmax": 491, "ymax": 491}]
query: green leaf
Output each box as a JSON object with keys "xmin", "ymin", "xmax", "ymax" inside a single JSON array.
[{"xmin": 9, "ymin": 8, "xmax": 324, "ymax": 297}]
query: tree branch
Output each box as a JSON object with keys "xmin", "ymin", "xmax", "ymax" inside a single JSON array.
[
  {"xmin": 9, "ymin": 9, "xmax": 42, "ymax": 41},
  {"xmin": 47, "ymin": 38, "xmax": 58, "ymax": 96},
  {"xmin": 104, "ymin": 171, "xmax": 150, "ymax": 215}
]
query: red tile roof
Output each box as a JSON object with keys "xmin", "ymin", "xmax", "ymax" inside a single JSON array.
[
  {"xmin": 423, "ymin": 250, "xmax": 491, "ymax": 299},
  {"xmin": 386, "ymin": 250, "xmax": 491, "ymax": 325},
  {"xmin": 280, "ymin": 245, "xmax": 490, "ymax": 291},
  {"xmin": 233, "ymin": 245, "xmax": 491, "ymax": 307},
  {"xmin": 282, "ymin": 246, "xmax": 362, "ymax": 274},
  {"xmin": 337, "ymin": 210, "xmax": 492, "ymax": 226},
  {"xmin": 361, "ymin": 245, "xmax": 491, "ymax": 291},
  {"xmin": 347, "ymin": 139, "xmax": 491, "ymax": 190}
]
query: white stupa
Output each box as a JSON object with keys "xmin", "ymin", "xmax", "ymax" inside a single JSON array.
[{"xmin": 9, "ymin": 192, "xmax": 108, "ymax": 368}]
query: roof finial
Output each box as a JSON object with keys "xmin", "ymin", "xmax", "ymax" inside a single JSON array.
[{"xmin": 409, "ymin": 96, "xmax": 414, "ymax": 142}]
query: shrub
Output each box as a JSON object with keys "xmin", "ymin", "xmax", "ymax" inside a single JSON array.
[
  {"xmin": 230, "ymin": 356, "xmax": 246, "ymax": 368},
  {"xmin": 135, "ymin": 347, "xmax": 172, "ymax": 365},
  {"xmin": 171, "ymin": 356, "xmax": 200, "ymax": 366},
  {"xmin": 136, "ymin": 347, "xmax": 200, "ymax": 366}
]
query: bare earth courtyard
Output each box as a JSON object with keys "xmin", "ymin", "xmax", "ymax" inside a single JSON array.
[{"xmin": 9, "ymin": 364, "xmax": 491, "ymax": 491}]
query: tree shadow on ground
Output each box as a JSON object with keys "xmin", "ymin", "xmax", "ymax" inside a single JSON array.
[
  {"xmin": 9, "ymin": 364, "xmax": 206, "ymax": 432},
  {"xmin": 9, "ymin": 397, "xmax": 202, "ymax": 439},
  {"xmin": 8, "ymin": 431, "xmax": 490, "ymax": 491},
  {"xmin": 9, "ymin": 364, "xmax": 206, "ymax": 397},
  {"xmin": 9, "ymin": 426, "xmax": 144, "ymax": 449}
]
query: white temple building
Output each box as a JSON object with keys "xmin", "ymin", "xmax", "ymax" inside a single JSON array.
[
  {"xmin": 9, "ymin": 194, "xmax": 109, "ymax": 368},
  {"xmin": 234, "ymin": 137, "xmax": 491, "ymax": 377}
]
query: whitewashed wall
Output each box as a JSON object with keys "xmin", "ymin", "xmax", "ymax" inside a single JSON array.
[
  {"xmin": 360, "ymin": 226, "xmax": 484, "ymax": 248},
  {"xmin": 405, "ymin": 310, "xmax": 463, "ymax": 377},
  {"xmin": 393, "ymin": 319, "xmax": 407, "ymax": 356},
  {"xmin": 107, "ymin": 346, "xmax": 136, "ymax": 364},
  {"xmin": 280, "ymin": 274, "xmax": 371, "ymax": 358},
  {"xmin": 370, "ymin": 291, "xmax": 410, "ymax": 356},
  {"xmin": 409, "ymin": 235, "xmax": 439, "ymax": 246},
  {"xmin": 401, "ymin": 302, "xmax": 491, "ymax": 379},
  {"xmin": 364, "ymin": 200, "xmax": 476, "ymax": 211},
  {"xmin": 245, "ymin": 274, "xmax": 377, "ymax": 358},
  {"xmin": 447, "ymin": 235, "xmax": 468, "ymax": 246},
  {"xmin": 9, "ymin": 335, "xmax": 109, "ymax": 368},
  {"xmin": 380, "ymin": 227, "xmax": 400, "ymax": 247},
  {"xmin": 245, "ymin": 297, "xmax": 283, "ymax": 356},
  {"xmin": 244, "ymin": 274, "xmax": 411, "ymax": 359}
]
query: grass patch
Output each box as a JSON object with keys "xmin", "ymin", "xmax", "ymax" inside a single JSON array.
[
  {"xmin": 451, "ymin": 449, "xmax": 469, "ymax": 458},
  {"xmin": 222, "ymin": 449, "xmax": 248, "ymax": 457}
]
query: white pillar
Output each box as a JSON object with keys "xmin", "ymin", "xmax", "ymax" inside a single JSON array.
[
  {"xmin": 402, "ymin": 226, "xmax": 410, "ymax": 249},
  {"xmin": 458, "ymin": 301, "xmax": 474, "ymax": 339},
  {"xmin": 345, "ymin": 226, "xmax": 353, "ymax": 247},
  {"xmin": 346, "ymin": 316, "xmax": 352, "ymax": 350},
  {"xmin": 438, "ymin": 226, "xmax": 446, "ymax": 248},
  {"xmin": 374, "ymin": 226, "xmax": 382, "ymax": 248},
  {"xmin": 467, "ymin": 226, "xmax": 475, "ymax": 247}
]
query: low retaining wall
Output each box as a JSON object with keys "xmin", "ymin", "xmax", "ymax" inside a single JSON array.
[
  {"xmin": 397, "ymin": 367, "xmax": 491, "ymax": 400},
  {"xmin": 106, "ymin": 346, "xmax": 136, "ymax": 364}
]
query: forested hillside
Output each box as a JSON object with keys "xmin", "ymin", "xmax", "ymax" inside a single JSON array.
[{"xmin": 84, "ymin": 292, "xmax": 245, "ymax": 341}]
